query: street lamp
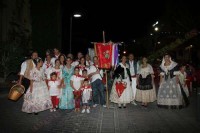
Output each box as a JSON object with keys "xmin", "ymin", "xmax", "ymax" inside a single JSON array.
[
  {"xmin": 69, "ymin": 13, "xmax": 82, "ymax": 53},
  {"xmin": 154, "ymin": 27, "xmax": 159, "ymax": 31}
]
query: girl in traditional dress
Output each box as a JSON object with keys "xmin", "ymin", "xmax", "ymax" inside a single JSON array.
[
  {"xmin": 70, "ymin": 67, "xmax": 83, "ymax": 112},
  {"xmin": 81, "ymin": 79, "xmax": 92, "ymax": 113},
  {"xmin": 135, "ymin": 57, "xmax": 156, "ymax": 107},
  {"xmin": 48, "ymin": 72, "xmax": 61, "ymax": 112},
  {"xmin": 22, "ymin": 58, "xmax": 52, "ymax": 114},
  {"xmin": 157, "ymin": 54, "xmax": 183, "ymax": 108},
  {"xmin": 110, "ymin": 55, "xmax": 134, "ymax": 108},
  {"xmin": 59, "ymin": 57, "xmax": 75, "ymax": 109}
]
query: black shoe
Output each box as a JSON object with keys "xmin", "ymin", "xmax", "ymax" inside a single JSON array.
[
  {"xmin": 118, "ymin": 106, "xmax": 122, "ymax": 109},
  {"xmin": 34, "ymin": 113, "xmax": 38, "ymax": 115},
  {"xmin": 123, "ymin": 106, "xmax": 126, "ymax": 108}
]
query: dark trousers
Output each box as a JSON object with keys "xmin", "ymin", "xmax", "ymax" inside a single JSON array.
[{"xmin": 91, "ymin": 79, "xmax": 106, "ymax": 105}]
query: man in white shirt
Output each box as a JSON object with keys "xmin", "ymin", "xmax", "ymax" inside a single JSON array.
[
  {"xmin": 18, "ymin": 51, "xmax": 38, "ymax": 91},
  {"xmin": 88, "ymin": 56, "xmax": 106, "ymax": 108},
  {"xmin": 51, "ymin": 48, "xmax": 61, "ymax": 67},
  {"xmin": 127, "ymin": 53, "xmax": 139, "ymax": 105}
]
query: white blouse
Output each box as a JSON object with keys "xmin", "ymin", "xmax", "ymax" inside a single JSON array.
[{"xmin": 138, "ymin": 64, "xmax": 154, "ymax": 78}]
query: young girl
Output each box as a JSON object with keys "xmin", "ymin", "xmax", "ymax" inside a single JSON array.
[
  {"xmin": 70, "ymin": 67, "xmax": 83, "ymax": 112},
  {"xmin": 48, "ymin": 72, "xmax": 61, "ymax": 112},
  {"xmin": 81, "ymin": 79, "xmax": 92, "ymax": 113},
  {"xmin": 22, "ymin": 58, "xmax": 52, "ymax": 114}
]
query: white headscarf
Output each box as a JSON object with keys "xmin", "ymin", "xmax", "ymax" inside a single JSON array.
[{"xmin": 160, "ymin": 55, "xmax": 177, "ymax": 72}]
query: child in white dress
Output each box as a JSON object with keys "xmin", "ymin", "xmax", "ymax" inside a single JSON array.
[
  {"xmin": 48, "ymin": 72, "xmax": 61, "ymax": 112},
  {"xmin": 81, "ymin": 79, "xmax": 92, "ymax": 113}
]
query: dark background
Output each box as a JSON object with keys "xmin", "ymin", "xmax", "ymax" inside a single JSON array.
[{"xmin": 61, "ymin": 0, "xmax": 166, "ymax": 55}]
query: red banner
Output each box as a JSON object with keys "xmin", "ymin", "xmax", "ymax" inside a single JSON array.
[{"xmin": 95, "ymin": 43, "xmax": 113, "ymax": 69}]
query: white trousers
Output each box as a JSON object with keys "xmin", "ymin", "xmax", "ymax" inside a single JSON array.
[{"xmin": 131, "ymin": 77, "xmax": 137, "ymax": 99}]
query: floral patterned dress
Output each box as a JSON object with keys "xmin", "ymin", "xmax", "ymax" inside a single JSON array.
[{"xmin": 22, "ymin": 68, "xmax": 52, "ymax": 113}]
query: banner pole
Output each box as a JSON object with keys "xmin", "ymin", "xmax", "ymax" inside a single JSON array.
[
  {"xmin": 105, "ymin": 70, "xmax": 109, "ymax": 108},
  {"xmin": 102, "ymin": 31, "xmax": 109, "ymax": 108},
  {"xmin": 103, "ymin": 31, "xmax": 105, "ymax": 43}
]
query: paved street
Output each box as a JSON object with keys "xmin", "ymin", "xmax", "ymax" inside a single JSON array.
[{"xmin": 0, "ymin": 88, "xmax": 200, "ymax": 133}]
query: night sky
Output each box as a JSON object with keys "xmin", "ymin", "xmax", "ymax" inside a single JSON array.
[
  {"xmin": 61, "ymin": 0, "xmax": 166, "ymax": 54},
  {"xmin": 61, "ymin": 0, "xmax": 197, "ymax": 55}
]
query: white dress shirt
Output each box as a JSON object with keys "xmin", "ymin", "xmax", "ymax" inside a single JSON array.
[
  {"xmin": 20, "ymin": 60, "xmax": 35, "ymax": 75},
  {"xmin": 88, "ymin": 65, "xmax": 103, "ymax": 83}
]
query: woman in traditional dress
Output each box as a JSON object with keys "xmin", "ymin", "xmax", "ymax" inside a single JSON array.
[
  {"xmin": 135, "ymin": 57, "xmax": 156, "ymax": 107},
  {"xmin": 22, "ymin": 58, "xmax": 52, "ymax": 114},
  {"xmin": 157, "ymin": 54, "xmax": 183, "ymax": 108},
  {"xmin": 59, "ymin": 57, "xmax": 75, "ymax": 109},
  {"xmin": 110, "ymin": 55, "xmax": 134, "ymax": 108}
]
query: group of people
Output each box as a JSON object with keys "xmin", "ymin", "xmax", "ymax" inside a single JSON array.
[
  {"xmin": 110, "ymin": 53, "xmax": 190, "ymax": 109},
  {"xmin": 19, "ymin": 48, "xmax": 106, "ymax": 114},
  {"xmin": 18, "ymin": 48, "xmax": 190, "ymax": 115}
]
